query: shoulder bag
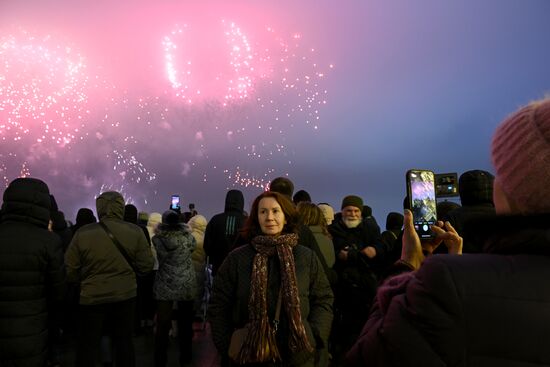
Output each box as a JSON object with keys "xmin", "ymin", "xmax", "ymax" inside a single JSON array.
[
  {"xmin": 99, "ymin": 221, "xmax": 144, "ymax": 276},
  {"xmin": 228, "ymin": 288, "xmax": 282, "ymax": 363},
  {"xmin": 311, "ymin": 235, "xmax": 338, "ymax": 287}
]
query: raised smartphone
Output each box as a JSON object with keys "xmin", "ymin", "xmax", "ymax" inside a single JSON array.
[
  {"xmin": 170, "ymin": 195, "xmax": 181, "ymax": 211},
  {"xmin": 406, "ymin": 169, "xmax": 437, "ymax": 239}
]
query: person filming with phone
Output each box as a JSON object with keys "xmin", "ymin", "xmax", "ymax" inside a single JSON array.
[{"xmin": 346, "ymin": 97, "xmax": 550, "ymax": 366}]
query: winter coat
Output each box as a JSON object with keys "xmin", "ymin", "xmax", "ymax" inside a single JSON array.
[
  {"xmin": 188, "ymin": 214, "xmax": 207, "ymax": 273},
  {"xmin": 51, "ymin": 210, "xmax": 73, "ymax": 252},
  {"xmin": 208, "ymin": 243, "xmax": 334, "ymax": 366},
  {"xmin": 153, "ymin": 224, "xmax": 197, "ymax": 301},
  {"xmin": 308, "ymin": 225, "xmax": 335, "ymax": 268},
  {"xmin": 0, "ymin": 178, "xmax": 65, "ymax": 367},
  {"xmin": 328, "ymin": 218, "xmax": 385, "ymax": 291},
  {"xmin": 204, "ymin": 190, "xmax": 247, "ymax": 275},
  {"xmin": 147, "ymin": 212, "xmax": 162, "ymax": 270},
  {"xmin": 65, "ymin": 191, "xmax": 154, "ymax": 305},
  {"xmin": 346, "ymin": 215, "xmax": 550, "ymax": 367},
  {"xmin": 444, "ymin": 203, "xmax": 496, "ymax": 253}
]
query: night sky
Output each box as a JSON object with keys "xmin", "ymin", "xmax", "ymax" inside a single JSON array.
[{"xmin": 2, "ymin": 0, "xmax": 550, "ymax": 223}]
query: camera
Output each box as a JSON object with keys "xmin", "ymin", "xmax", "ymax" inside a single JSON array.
[{"xmin": 435, "ymin": 173, "xmax": 459, "ymax": 198}]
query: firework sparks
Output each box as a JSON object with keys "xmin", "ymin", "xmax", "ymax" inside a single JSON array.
[
  {"xmin": 0, "ymin": 29, "xmax": 91, "ymax": 148},
  {"xmin": 110, "ymin": 148, "xmax": 157, "ymax": 184},
  {"xmin": 0, "ymin": 13, "xmax": 332, "ymax": 216},
  {"xmin": 224, "ymin": 166, "xmax": 276, "ymax": 189},
  {"xmin": 162, "ymin": 20, "xmax": 256, "ymax": 105}
]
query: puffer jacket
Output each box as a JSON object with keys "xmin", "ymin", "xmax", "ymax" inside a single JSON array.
[
  {"xmin": 188, "ymin": 214, "xmax": 207, "ymax": 273},
  {"xmin": 0, "ymin": 178, "xmax": 65, "ymax": 367},
  {"xmin": 346, "ymin": 214, "xmax": 550, "ymax": 367},
  {"xmin": 65, "ymin": 191, "xmax": 153, "ymax": 305},
  {"xmin": 153, "ymin": 224, "xmax": 197, "ymax": 301}
]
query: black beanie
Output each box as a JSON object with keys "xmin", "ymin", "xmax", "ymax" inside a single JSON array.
[{"xmin": 341, "ymin": 195, "xmax": 363, "ymax": 211}]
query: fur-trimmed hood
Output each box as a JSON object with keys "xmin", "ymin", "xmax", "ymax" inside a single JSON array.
[{"xmin": 154, "ymin": 226, "xmax": 192, "ymax": 251}]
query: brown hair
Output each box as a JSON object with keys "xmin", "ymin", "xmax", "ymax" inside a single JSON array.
[
  {"xmin": 296, "ymin": 201, "xmax": 330, "ymax": 237},
  {"xmin": 242, "ymin": 191, "xmax": 298, "ymax": 240}
]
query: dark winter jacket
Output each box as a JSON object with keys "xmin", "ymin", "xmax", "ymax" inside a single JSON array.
[
  {"xmin": 204, "ymin": 190, "xmax": 247, "ymax": 275},
  {"xmin": 442, "ymin": 170, "xmax": 496, "ymax": 253},
  {"xmin": 208, "ymin": 243, "xmax": 334, "ymax": 366},
  {"xmin": 346, "ymin": 215, "xmax": 550, "ymax": 367},
  {"xmin": 153, "ymin": 224, "xmax": 197, "ymax": 301},
  {"xmin": 308, "ymin": 225, "xmax": 335, "ymax": 268},
  {"xmin": 0, "ymin": 178, "xmax": 65, "ymax": 367},
  {"xmin": 51, "ymin": 210, "xmax": 73, "ymax": 252},
  {"xmin": 444, "ymin": 203, "xmax": 496, "ymax": 253},
  {"xmin": 329, "ymin": 218, "xmax": 385, "ymax": 282},
  {"xmin": 65, "ymin": 191, "xmax": 154, "ymax": 305}
]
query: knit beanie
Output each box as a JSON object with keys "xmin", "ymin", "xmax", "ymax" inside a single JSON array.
[
  {"xmin": 458, "ymin": 170, "xmax": 494, "ymax": 206},
  {"xmin": 491, "ymin": 98, "xmax": 550, "ymax": 214},
  {"xmin": 386, "ymin": 212, "xmax": 404, "ymax": 231},
  {"xmin": 269, "ymin": 177, "xmax": 294, "ymax": 199},
  {"xmin": 341, "ymin": 195, "xmax": 364, "ymax": 211},
  {"xmin": 75, "ymin": 208, "xmax": 96, "ymax": 226},
  {"xmin": 162, "ymin": 210, "xmax": 180, "ymax": 226},
  {"xmin": 318, "ymin": 203, "xmax": 335, "ymax": 225},
  {"xmin": 123, "ymin": 204, "xmax": 138, "ymax": 223}
]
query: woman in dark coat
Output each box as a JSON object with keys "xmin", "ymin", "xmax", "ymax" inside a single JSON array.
[
  {"xmin": 209, "ymin": 191, "xmax": 333, "ymax": 366},
  {"xmin": 346, "ymin": 98, "xmax": 550, "ymax": 366}
]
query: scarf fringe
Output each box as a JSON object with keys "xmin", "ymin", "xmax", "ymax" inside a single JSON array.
[
  {"xmin": 237, "ymin": 317, "xmax": 281, "ymax": 364},
  {"xmin": 288, "ymin": 311, "xmax": 315, "ymax": 354}
]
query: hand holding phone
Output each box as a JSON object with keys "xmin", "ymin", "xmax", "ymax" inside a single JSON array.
[{"xmin": 401, "ymin": 208, "xmax": 463, "ymax": 270}]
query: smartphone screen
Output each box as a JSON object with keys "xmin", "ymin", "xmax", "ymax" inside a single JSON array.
[
  {"xmin": 170, "ymin": 195, "xmax": 180, "ymax": 210},
  {"xmin": 406, "ymin": 170, "xmax": 437, "ymax": 239}
]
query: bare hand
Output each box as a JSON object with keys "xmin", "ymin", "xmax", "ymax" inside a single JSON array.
[
  {"xmin": 361, "ymin": 246, "xmax": 377, "ymax": 259},
  {"xmin": 401, "ymin": 209, "xmax": 463, "ymax": 270},
  {"xmin": 338, "ymin": 247, "xmax": 349, "ymax": 261}
]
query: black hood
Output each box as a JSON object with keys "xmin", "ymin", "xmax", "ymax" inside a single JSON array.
[
  {"xmin": 75, "ymin": 207, "xmax": 96, "ymax": 226},
  {"xmin": 1, "ymin": 177, "xmax": 51, "ymax": 228},
  {"xmin": 124, "ymin": 204, "xmax": 138, "ymax": 223},
  {"xmin": 51, "ymin": 210, "xmax": 68, "ymax": 231},
  {"xmin": 224, "ymin": 189, "xmax": 244, "ymax": 213}
]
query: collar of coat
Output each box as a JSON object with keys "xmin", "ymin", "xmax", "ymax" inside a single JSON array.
[{"xmin": 464, "ymin": 214, "xmax": 550, "ymax": 255}]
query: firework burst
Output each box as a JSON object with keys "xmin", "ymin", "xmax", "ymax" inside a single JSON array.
[{"xmin": 0, "ymin": 28, "xmax": 91, "ymax": 148}]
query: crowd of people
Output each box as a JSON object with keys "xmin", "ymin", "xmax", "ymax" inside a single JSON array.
[{"xmin": 1, "ymin": 97, "xmax": 550, "ymax": 367}]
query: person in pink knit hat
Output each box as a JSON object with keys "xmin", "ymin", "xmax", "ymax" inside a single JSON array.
[{"xmin": 346, "ymin": 98, "xmax": 550, "ymax": 367}]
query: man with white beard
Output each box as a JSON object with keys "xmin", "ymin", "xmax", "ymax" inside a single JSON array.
[{"xmin": 328, "ymin": 195, "xmax": 386, "ymax": 366}]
